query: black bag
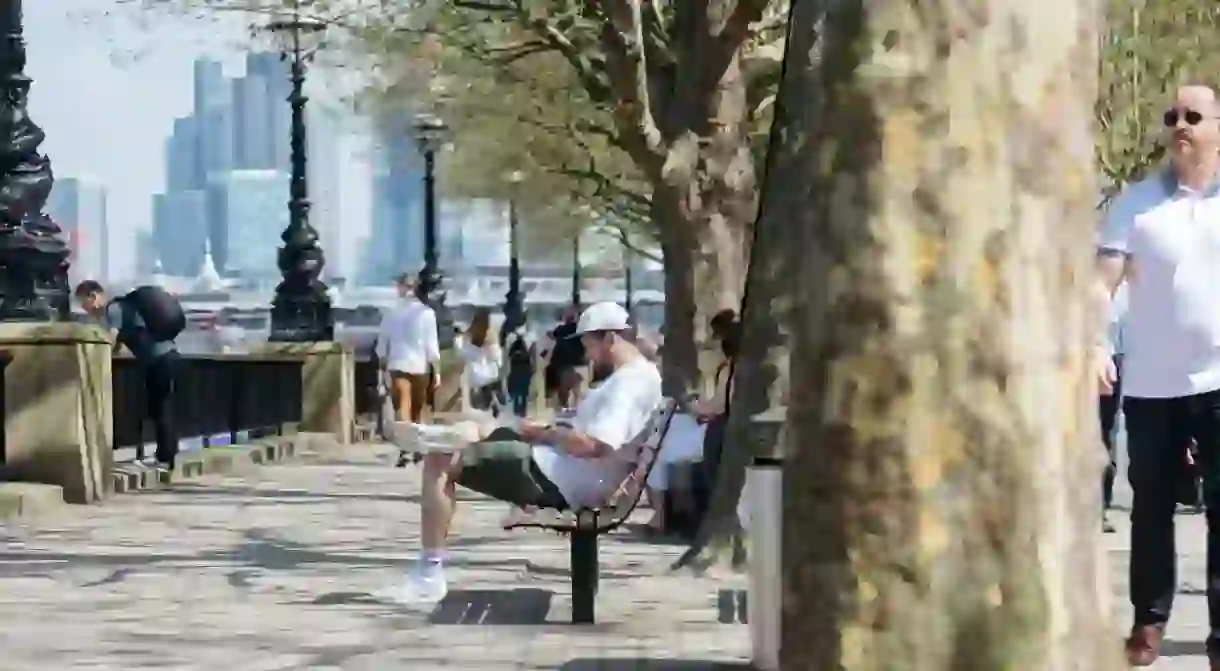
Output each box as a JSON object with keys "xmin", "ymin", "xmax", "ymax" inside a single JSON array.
[{"xmin": 120, "ymin": 286, "xmax": 186, "ymax": 342}]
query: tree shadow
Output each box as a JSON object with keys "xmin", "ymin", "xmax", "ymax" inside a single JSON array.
[
  {"xmin": 1162, "ymin": 638, "xmax": 1208, "ymax": 657},
  {"xmin": 558, "ymin": 659, "xmax": 753, "ymax": 670}
]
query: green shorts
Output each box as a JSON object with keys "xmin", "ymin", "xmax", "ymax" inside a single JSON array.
[{"xmin": 454, "ymin": 429, "xmax": 568, "ymax": 509}]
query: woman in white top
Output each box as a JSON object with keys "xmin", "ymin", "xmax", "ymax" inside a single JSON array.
[{"xmin": 460, "ymin": 308, "xmax": 503, "ymax": 412}]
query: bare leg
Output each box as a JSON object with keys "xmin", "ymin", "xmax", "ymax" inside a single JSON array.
[{"xmin": 421, "ymin": 452, "xmax": 462, "ymax": 551}]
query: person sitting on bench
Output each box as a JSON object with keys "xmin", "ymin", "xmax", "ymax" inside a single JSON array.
[
  {"xmin": 642, "ymin": 309, "xmax": 739, "ymax": 532},
  {"xmin": 387, "ymin": 301, "xmax": 663, "ymax": 605}
]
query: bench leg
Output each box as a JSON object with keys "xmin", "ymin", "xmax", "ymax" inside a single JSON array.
[{"xmin": 569, "ymin": 528, "xmax": 599, "ymax": 624}]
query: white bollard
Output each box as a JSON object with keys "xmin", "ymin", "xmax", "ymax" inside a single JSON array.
[{"xmin": 746, "ymin": 455, "xmax": 783, "ymax": 671}]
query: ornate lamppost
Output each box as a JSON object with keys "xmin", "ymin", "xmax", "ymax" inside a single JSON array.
[
  {"xmin": 413, "ymin": 113, "xmax": 453, "ymax": 345},
  {"xmin": 266, "ymin": 1, "xmax": 333, "ymax": 342},
  {"xmin": 570, "ymin": 233, "xmax": 581, "ymax": 307},
  {"xmin": 0, "ymin": 0, "xmax": 70, "ymax": 321},
  {"xmin": 503, "ymin": 170, "xmax": 525, "ymax": 335}
]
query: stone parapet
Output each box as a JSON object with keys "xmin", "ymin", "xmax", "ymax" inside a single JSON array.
[{"xmin": 0, "ymin": 322, "xmax": 113, "ymax": 504}]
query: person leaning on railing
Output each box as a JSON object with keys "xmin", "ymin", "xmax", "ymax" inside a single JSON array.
[{"xmin": 75, "ymin": 280, "xmax": 185, "ymax": 469}]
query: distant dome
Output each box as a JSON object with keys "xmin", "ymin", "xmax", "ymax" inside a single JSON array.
[
  {"xmin": 194, "ymin": 240, "xmax": 224, "ymax": 293},
  {"xmin": 151, "ymin": 259, "xmax": 168, "ymax": 288}
]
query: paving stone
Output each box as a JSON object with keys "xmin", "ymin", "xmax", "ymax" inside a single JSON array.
[{"xmin": 0, "ymin": 442, "xmax": 750, "ymax": 669}]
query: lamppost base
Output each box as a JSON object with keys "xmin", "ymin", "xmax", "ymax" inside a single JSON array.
[{"xmin": 268, "ymin": 281, "xmax": 334, "ymax": 342}]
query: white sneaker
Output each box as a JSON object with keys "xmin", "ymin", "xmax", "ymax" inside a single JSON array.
[{"xmin": 381, "ymin": 569, "xmax": 448, "ymax": 606}]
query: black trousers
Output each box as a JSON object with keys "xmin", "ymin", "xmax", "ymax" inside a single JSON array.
[
  {"xmin": 144, "ymin": 352, "xmax": 181, "ymax": 465},
  {"xmin": 1125, "ymin": 388, "xmax": 1220, "ymax": 650},
  {"xmin": 1099, "ymin": 355, "xmax": 1122, "ymax": 510}
]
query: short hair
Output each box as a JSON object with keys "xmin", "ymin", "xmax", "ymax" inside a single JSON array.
[
  {"xmin": 74, "ymin": 280, "xmax": 104, "ymax": 298},
  {"xmin": 709, "ymin": 309, "xmax": 737, "ymax": 337}
]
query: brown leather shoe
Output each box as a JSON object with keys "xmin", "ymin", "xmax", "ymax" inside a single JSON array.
[{"xmin": 1125, "ymin": 624, "xmax": 1164, "ymax": 667}]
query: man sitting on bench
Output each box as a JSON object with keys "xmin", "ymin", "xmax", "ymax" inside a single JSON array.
[{"xmin": 388, "ymin": 301, "xmax": 663, "ymax": 605}]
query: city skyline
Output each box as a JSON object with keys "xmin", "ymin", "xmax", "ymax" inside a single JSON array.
[{"xmin": 28, "ymin": 1, "xmax": 372, "ymax": 283}]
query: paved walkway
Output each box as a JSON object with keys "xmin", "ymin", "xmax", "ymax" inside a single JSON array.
[
  {"xmin": 0, "ymin": 438, "xmax": 1214, "ymax": 669},
  {"xmin": 0, "ymin": 444, "xmax": 749, "ymax": 670}
]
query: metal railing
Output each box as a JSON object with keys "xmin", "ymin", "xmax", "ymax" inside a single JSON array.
[{"xmin": 112, "ymin": 354, "xmax": 303, "ymax": 457}]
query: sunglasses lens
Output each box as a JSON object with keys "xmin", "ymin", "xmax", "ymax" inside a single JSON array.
[
  {"xmin": 1165, "ymin": 110, "xmax": 1179, "ymax": 127},
  {"xmin": 1186, "ymin": 110, "xmax": 1204, "ymax": 125}
]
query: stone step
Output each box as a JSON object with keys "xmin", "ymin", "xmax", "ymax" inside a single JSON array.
[
  {"xmin": 0, "ymin": 482, "xmax": 65, "ymax": 520},
  {"xmin": 111, "ymin": 435, "xmax": 301, "ymax": 495}
]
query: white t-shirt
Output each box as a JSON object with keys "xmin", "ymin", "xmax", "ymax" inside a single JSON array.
[
  {"xmin": 1099, "ymin": 170, "xmax": 1220, "ymax": 398},
  {"xmin": 532, "ymin": 356, "xmax": 663, "ymax": 506},
  {"xmin": 461, "ymin": 340, "xmax": 502, "ymax": 388}
]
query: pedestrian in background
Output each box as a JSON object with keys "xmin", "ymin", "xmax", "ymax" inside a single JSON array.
[
  {"xmin": 460, "ymin": 308, "xmax": 503, "ymax": 413},
  {"xmin": 376, "ymin": 273, "xmax": 441, "ymax": 424},
  {"xmin": 1100, "ymin": 281, "xmax": 1127, "ymax": 534},
  {"xmin": 1098, "ymin": 84, "xmax": 1220, "ymax": 667}
]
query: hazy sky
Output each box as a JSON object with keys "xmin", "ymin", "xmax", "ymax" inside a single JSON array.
[{"xmin": 26, "ymin": 0, "xmax": 371, "ymax": 279}]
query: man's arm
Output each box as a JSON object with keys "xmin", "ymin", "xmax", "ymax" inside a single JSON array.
[
  {"xmin": 543, "ymin": 425, "xmax": 612, "ymax": 458},
  {"xmin": 103, "ymin": 303, "xmax": 124, "ymax": 353}
]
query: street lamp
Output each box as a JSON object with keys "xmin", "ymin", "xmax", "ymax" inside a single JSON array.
[
  {"xmin": 570, "ymin": 234, "xmax": 581, "ymax": 307},
  {"xmin": 413, "ymin": 113, "xmax": 453, "ymax": 344},
  {"xmin": 503, "ymin": 170, "xmax": 525, "ymax": 334},
  {"xmin": 0, "ymin": 0, "xmax": 71, "ymax": 321},
  {"xmin": 620, "ymin": 231, "xmax": 633, "ymax": 318},
  {"xmin": 265, "ymin": 1, "xmax": 333, "ymax": 342}
]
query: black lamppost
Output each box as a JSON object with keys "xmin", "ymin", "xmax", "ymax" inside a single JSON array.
[
  {"xmin": 266, "ymin": 1, "xmax": 333, "ymax": 342},
  {"xmin": 570, "ymin": 233, "xmax": 581, "ymax": 307},
  {"xmin": 0, "ymin": 0, "xmax": 70, "ymax": 321},
  {"xmin": 621, "ymin": 231, "xmax": 633, "ymax": 318},
  {"xmin": 503, "ymin": 170, "xmax": 525, "ymax": 334},
  {"xmin": 413, "ymin": 113, "xmax": 453, "ymax": 344}
]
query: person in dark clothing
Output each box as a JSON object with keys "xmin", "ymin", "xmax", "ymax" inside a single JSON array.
[
  {"xmin": 502, "ymin": 324, "xmax": 535, "ymax": 417},
  {"xmin": 1099, "ymin": 355, "xmax": 1121, "ymax": 533},
  {"xmin": 75, "ymin": 281, "xmax": 182, "ymax": 468},
  {"xmin": 545, "ymin": 305, "xmax": 586, "ymax": 409}
]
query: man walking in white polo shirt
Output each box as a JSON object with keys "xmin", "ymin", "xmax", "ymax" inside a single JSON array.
[
  {"xmin": 1098, "ymin": 84, "xmax": 1220, "ymax": 668},
  {"xmin": 376, "ymin": 273, "xmax": 441, "ymax": 423}
]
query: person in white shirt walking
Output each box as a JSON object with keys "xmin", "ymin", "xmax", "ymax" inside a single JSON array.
[
  {"xmin": 387, "ymin": 302, "xmax": 662, "ymax": 604},
  {"xmin": 375, "ymin": 273, "xmax": 441, "ymax": 424},
  {"xmin": 1098, "ymin": 85, "xmax": 1220, "ymax": 668},
  {"xmin": 1100, "ymin": 281, "xmax": 1126, "ymax": 534},
  {"xmin": 459, "ymin": 308, "xmax": 503, "ymax": 412}
]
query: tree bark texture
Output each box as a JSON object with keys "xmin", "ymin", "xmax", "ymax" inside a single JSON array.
[
  {"xmin": 673, "ymin": 3, "xmax": 799, "ymax": 569},
  {"xmin": 780, "ymin": 0, "xmax": 1118, "ymax": 668}
]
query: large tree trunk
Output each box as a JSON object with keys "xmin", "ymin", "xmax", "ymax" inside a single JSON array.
[{"xmin": 780, "ymin": 0, "xmax": 1118, "ymax": 668}]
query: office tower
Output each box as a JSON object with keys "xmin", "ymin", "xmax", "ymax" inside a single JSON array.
[
  {"xmin": 207, "ymin": 170, "xmax": 290, "ymax": 280},
  {"xmin": 151, "ymin": 190, "xmax": 208, "ymax": 276},
  {"xmin": 246, "ymin": 52, "xmax": 291, "ymax": 168},
  {"xmin": 365, "ymin": 114, "xmax": 424, "ymax": 284},
  {"xmin": 308, "ymin": 103, "xmax": 343, "ymax": 278},
  {"xmin": 166, "ymin": 117, "xmax": 200, "ymax": 192},
  {"xmin": 193, "ymin": 58, "xmax": 234, "ymax": 185},
  {"xmin": 46, "ymin": 177, "xmax": 108, "ymax": 286},
  {"xmin": 232, "ymin": 73, "xmax": 275, "ymax": 169}
]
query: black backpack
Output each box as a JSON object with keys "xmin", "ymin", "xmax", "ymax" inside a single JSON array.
[
  {"xmin": 507, "ymin": 334, "xmax": 532, "ymax": 374},
  {"xmin": 119, "ymin": 286, "xmax": 186, "ymax": 343}
]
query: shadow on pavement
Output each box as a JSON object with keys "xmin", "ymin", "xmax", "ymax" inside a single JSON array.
[
  {"xmin": 558, "ymin": 659, "xmax": 752, "ymax": 670},
  {"xmin": 1162, "ymin": 638, "xmax": 1208, "ymax": 657},
  {"xmin": 428, "ymin": 588, "xmax": 554, "ymax": 624}
]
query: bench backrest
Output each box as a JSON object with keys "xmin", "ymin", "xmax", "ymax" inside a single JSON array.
[{"xmin": 598, "ymin": 399, "xmax": 679, "ymax": 526}]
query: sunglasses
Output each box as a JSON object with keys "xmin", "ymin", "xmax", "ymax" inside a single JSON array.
[{"xmin": 1164, "ymin": 108, "xmax": 1209, "ymax": 127}]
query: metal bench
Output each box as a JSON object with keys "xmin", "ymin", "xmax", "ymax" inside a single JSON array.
[{"xmin": 502, "ymin": 400, "xmax": 679, "ymax": 623}]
